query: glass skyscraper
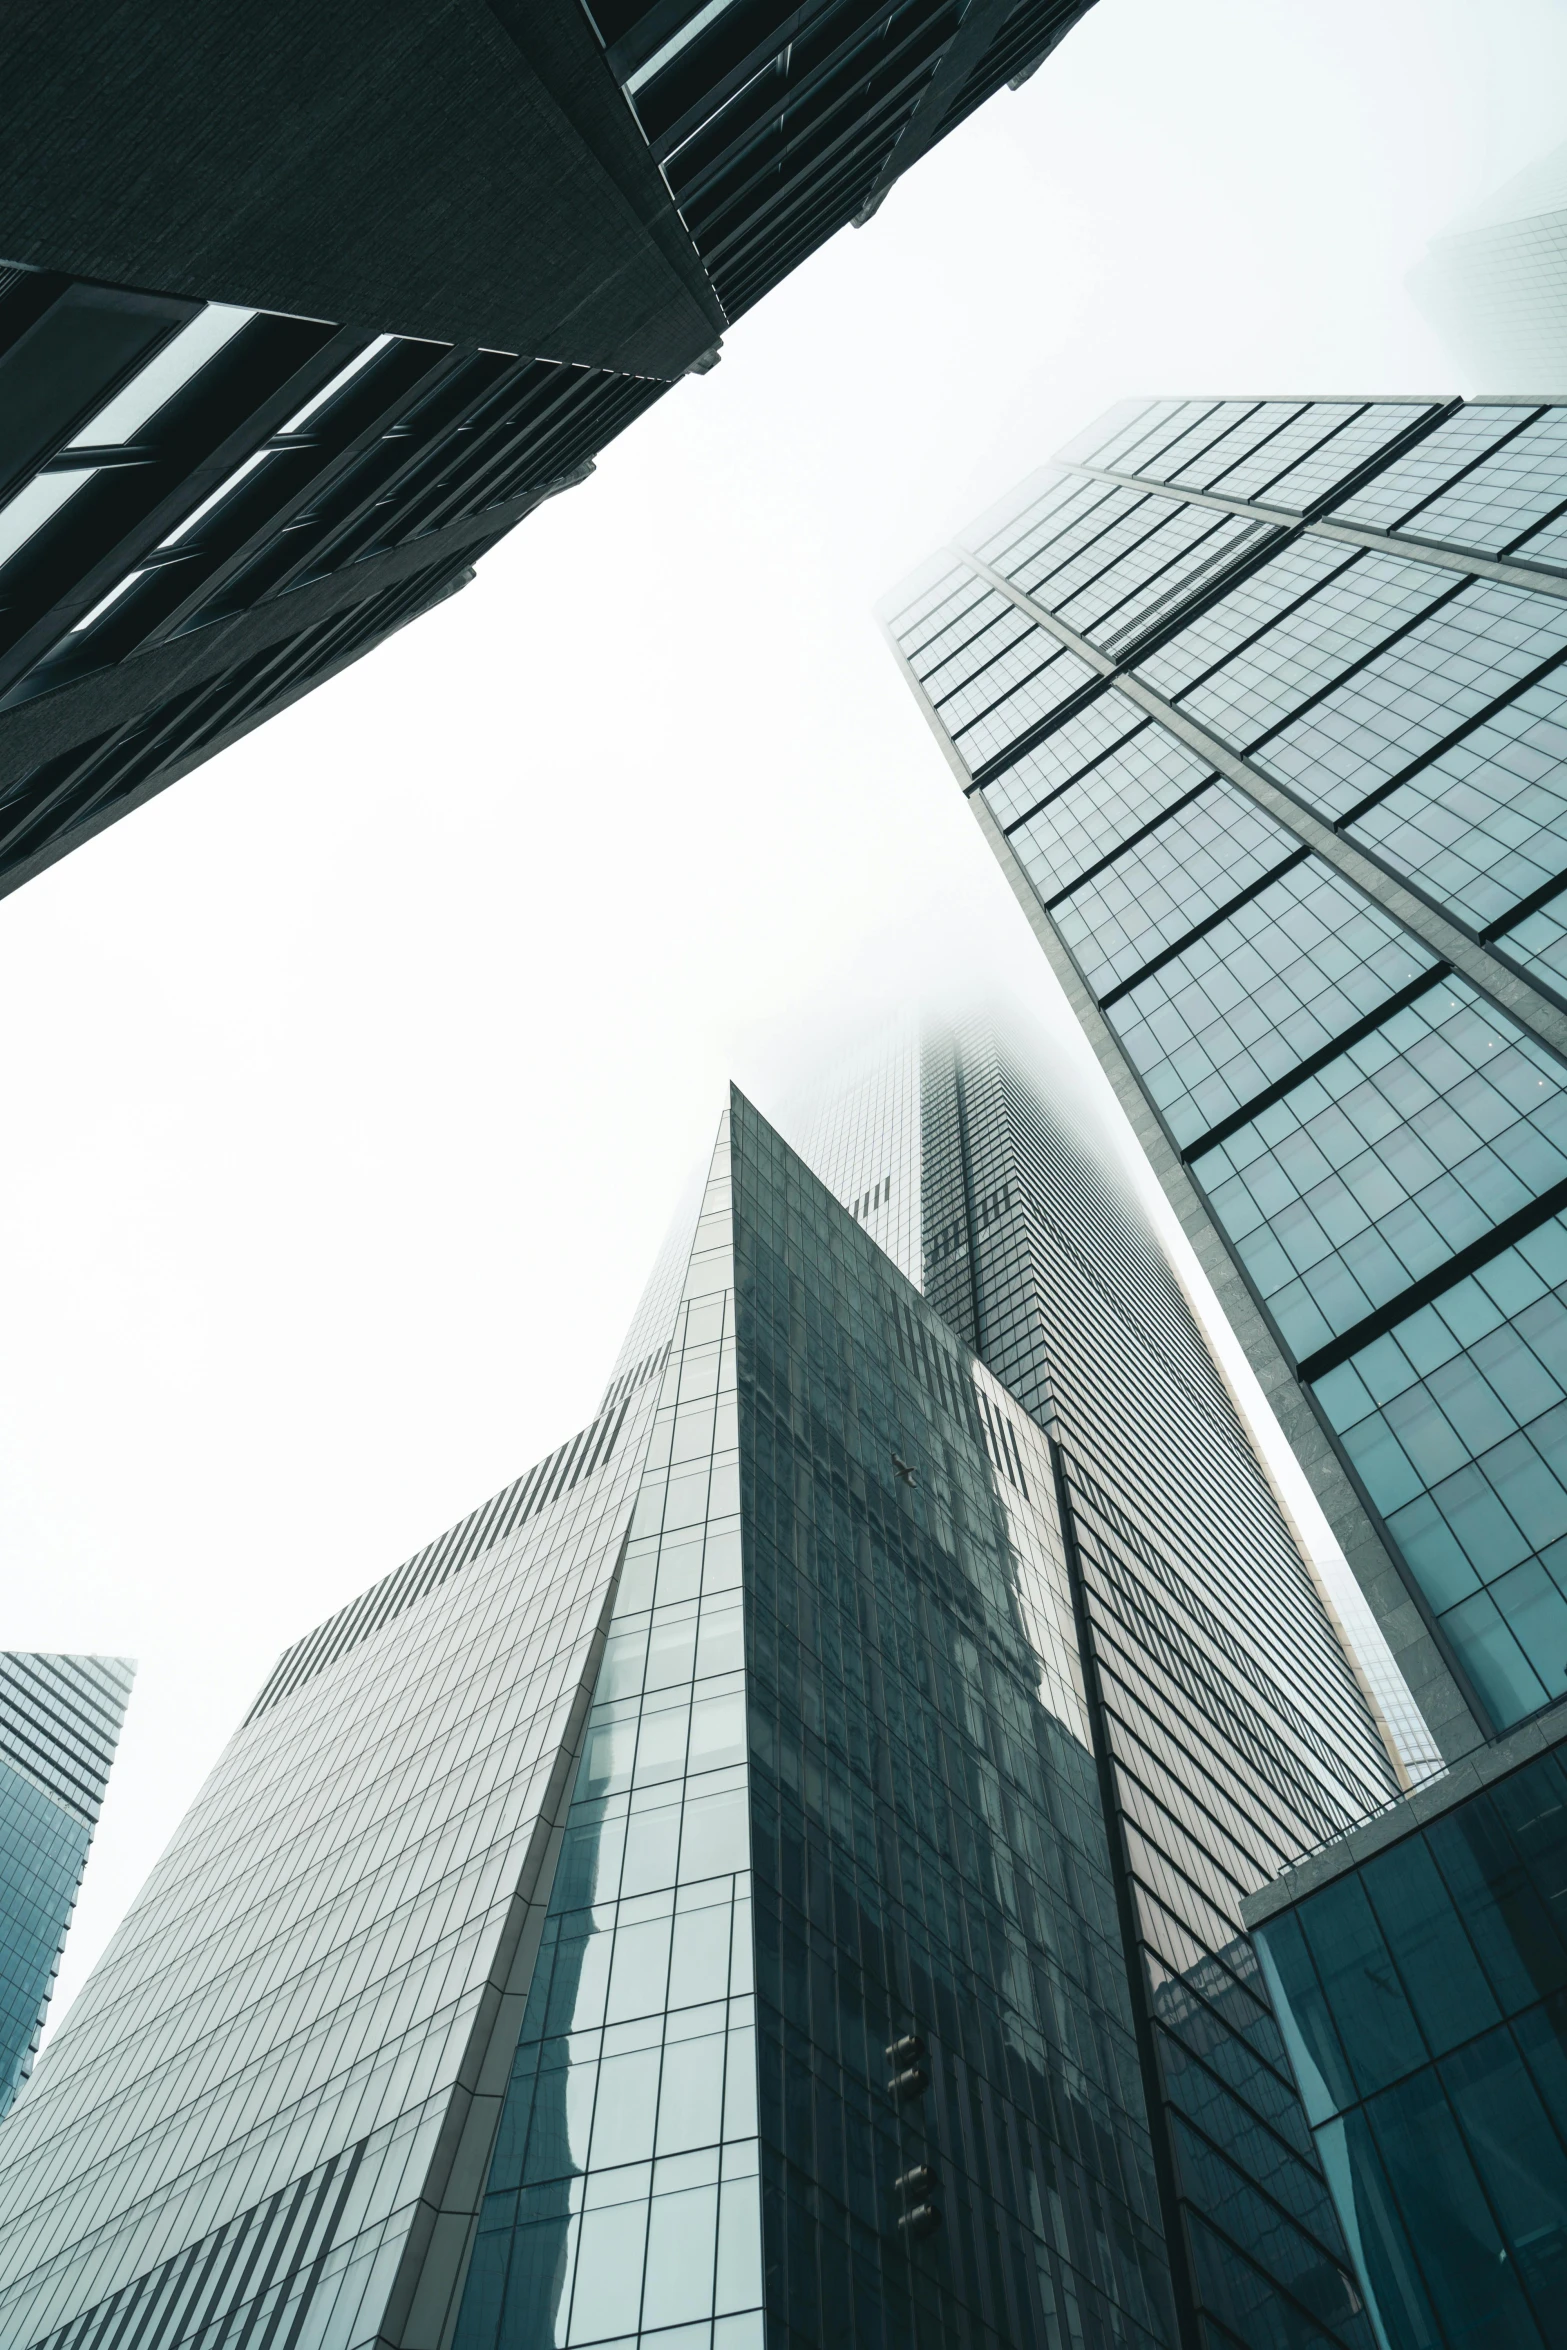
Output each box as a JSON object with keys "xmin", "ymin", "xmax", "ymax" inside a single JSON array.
[
  {"xmin": 0, "ymin": 1651, "xmax": 133, "ymax": 2111},
  {"xmin": 1243, "ymin": 1700, "xmax": 1567, "ymax": 2350},
  {"xmin": 0, "ymin": 1020, "xmax": 1416, "ymax": 2350},
  {"xmin": 1412, "ymin": 141, "xmax": 1567, "ymax": 393},
  {"xmin": 779, "ymin": 1012, "xmax": 1419, "ymax": 2348},
  {"xmin": 885, "ymin": 395, "xmax": 1567, "ymax": 1752}
]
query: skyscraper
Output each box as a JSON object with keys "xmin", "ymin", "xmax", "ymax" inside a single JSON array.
[
  {"xmin": 1242, "ymin": 1693, "xmax": 1567, "ymax": 2350},
  {"xmin": 780, "ymin": 1012, "xmax": 1420, "ymax": 2348},
  {"xmin": 0, "ymin": 0, "xmax": 1094, "ymax": 903},
  {"xmin": 0, "ymin": 1020, "xmax": 1417, "ymax": 2350},
  {"xmin": 1412, "ymin": 141, "xmax": 1567, "ymax": 392},
  {"xmin": 885, "ymin": 394, "xmax": 1567, "ymax": 1754},
  {"xmin": 0, "ymin": 1651, "xmax": 133, "ymax": 2111}
]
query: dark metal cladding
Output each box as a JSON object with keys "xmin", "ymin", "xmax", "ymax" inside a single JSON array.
[{"xmin": 0, "ymin": 0, "xmax": 1096, "ymax": 891}]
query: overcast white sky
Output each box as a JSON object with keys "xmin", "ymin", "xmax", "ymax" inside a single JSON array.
[{"xmin": 11, "ymin": 0, "xmax": 1567, "ymax": 2031}]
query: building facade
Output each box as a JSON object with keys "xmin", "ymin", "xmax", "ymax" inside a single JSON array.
[
  {"xmin": 782, "ymin": 1012, "xmax": 1424, "ymax": 2348},
  {"xmin": 0, "ymin": 1024, "xmax": 1419, "ymax": 2349},
  {"xmin": 1243, "ymin": 1700, "xmax": 1567, "ymax": 2350},
  {"xmin": 0, "ymin": 0, "xmax": 1095, "ymax": 902},
  {"xmin": 886, "ymin": 395, "xmax": 1567, "ymax": 1757},
  {"xmin": 1412, "ymin": 140, "xmax": 1567, "ymax": 394},
  {"xmin": 0, "ymin": 1651, "xmax": 133, "ymax": 2110}
]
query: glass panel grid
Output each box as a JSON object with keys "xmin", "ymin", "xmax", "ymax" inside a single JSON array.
[
  {"xmin": 1006, "ymin": 724, "xmax": 1215, "ymax": 903},
  {"xmin": 965, "ymin": 467, "xmax": 1093, "ymax": 572},
  {"xmin": 1500, "ymin": 881, "xmax": 1567, "ymax": 999},
  {"xmin": 1256, "ymin": 579, "xmax": 1567, "ymax": 820},
  {"xmin": 1015, "ymin": 485, "xmax": 1170, "ymax": 607},
  {"xmin": 1313, "ymin": 1213, "xmax": 1567, "ymax": 1724},
  {"xmin": 1078, "ymin": 398, "xmax": 1187, "ymax": 476},
  {"xmin": 909, "ymin": 585, "xmax": 1012, "ymax": 689},
  {"xmin": 887, "ymin": 568, "xmax": 976, "ymax": 660},
  {"xmin": 1108, "ymin": 400, "xmax": 1225, "ymax": 483},
  {"xmin": 920, "ymin": 1026, "xmax": 1398, "ymax": 2345},
  {"xmin": 1329, "ymin": 403, "xmax": 1546, "ymax": 541},
  {"xmin": 978, "ymin": 687, "xmax": 1149, "ymax": 828},
  {"xmin": 1197, "ymin": 979, "xmax": 1567, "ymax": 1363},
  {"xmin": 1051, "ymin": 781, "xmax": 1300, "ymax": 997},
  {"xmin": 1254, "ymin": 1746, "xmax": 1567, "ymax": 2349},
  {"xmin": 1199, "ymin": 404, "xmax": 1357, "ymax": 502},
  {"xmin": 921, "ymin": 599, "xmax": 1030, "ymax": 706},
  {"xmin": 1154, "ymin": 400, "xmax": 1277, "ymax": 488},
  {"xmin": 0, "ymin": 1270, "xmax": 680, "ymax": 2349},
  {"xmin": 456, "ymin": 1124, "xmax": 762, "ymax": 2350},
  {"xmin": 943, "ymin": 626, "xmax": 1063, "ymax": 742},
  {"xmin": 734, "ymin": 1094, "xmax": 1176, "ymax": 2350},
  {"xmin": 1051, "ymin": 399, "xmax": 1164, "ymax": 473},
  {"xmin": 1064, "ymin": 508, "xmax": 1267, "ymax": 649},
  {"xmin": 1170, "ymin": 552, "xmax": 1457, "ymax": 760},
  {"xmin": 1347, "ymin": 669, "xmax": 1567, "ymax": 928},
  {"xmin": 952, "ymin": 644, "xmax": 1099, "ymax": 775},
  {"xmin": 0, "ymin": 1656, "xmax": 130, "ymax": 2113},
  {"xmin": 1248, "ymin": 407, "xmax": 1437, "ymax": 515},
  {"xmin": 1134, "ymin": 538, "xmax": 1356, "ymax": 702},
  {"xmin": 969, "ymin": 475, "xmax": 1124, "ymax": 588},
  {"xmin": 1109, "ymin": 860, "xmax": 1439, "ymax": 1148}
]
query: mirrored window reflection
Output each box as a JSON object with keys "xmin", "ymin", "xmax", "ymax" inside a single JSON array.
[
  {"xmin": 1255, "ymin": 1748, "xmax": 1567, "ymax": 2350},
  {"xmin": 733, "ymin": 1093, "xmax": 1193, "ymax": 2348},
  {"xmin": 456, "ymin": 1179, "xmax": 762, "ymax": 2350}
]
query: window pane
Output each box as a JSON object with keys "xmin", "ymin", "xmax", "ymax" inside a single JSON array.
[
  {"xmin": 714, "ymin": 2174, "xmax": 763, "ymax": 2315},
  {"xmin": 619, "ymin": 1803, "xmax": 682, "ymax": 1900},
  {"xmin": 668, "ymin": 1902, "xmax": 732, "ymax": 2011},
  {"xmin": 679, "ymin": 1788, "xmax": 749, "ymax": 1881},
  {"xmin": 1297, "ymin": 1877, "xmax": 1428, "ymax": 2094},
  {"xmin": 1365, "ymin": 2069, "xmax": 1545, "ymax": 2349},
  {"xmin": 567, "ymin": 2201, "xmax": 647, "ymax": 2344},
  {"xmin": 1361, "ymin": 1838, "xmax": 1500, "ymax": 2055},
  {"xmin": 656, "ymin": 2033, "xmax": 726, "ymax": 2155},
  {"xmin": 589, "ymin": 2048, "xmax": 661, "ymax": 2168},
  {"xmin": 1441, "ymin": 2026, "xmax": 1567, "ymax": 2333},
  {"xmin": 641, "ymin": 2184, "xmax": 720, "ymax": 2330},
  {"xmin": 604, "ymin": 1917, "xmax": 672, "ymax": 2024}
]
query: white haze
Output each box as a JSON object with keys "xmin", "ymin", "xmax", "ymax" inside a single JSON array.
[{"xmin": 5, "ymin": 0, "xmax": 1564, "ymax": 2032}]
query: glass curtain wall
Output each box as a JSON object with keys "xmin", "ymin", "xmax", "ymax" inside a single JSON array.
[
  {"xmin": 0, "ymin": 1654, "xmax": 133, "ymax": 2109},
  {"xmin": 1253, "ymin": 1739, "xmax": 1567, "ymax": 2349},
  {"xmin": 454, "ymin": 1115, "xmax": 765, "ymax": 2350},
  {"xmin": 458, "ymin": 1091, "xmax": 1182, "ymax": 2350},
  {"xmin": 917, "ymin": 1024, "xmax": 1401, "ymax": 2350},
  {"xmin": 733, "ymin": 1089, "xmax": 1175, "ymax": 2350},
  {"xmin": 885, "ymin": 397, "xmax": 1567, "ymax": 1735}
]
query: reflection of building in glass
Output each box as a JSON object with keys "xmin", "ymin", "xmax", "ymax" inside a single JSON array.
[
  {"xmin": 454, "ymin": 1092, "xmax": 1167, "ymax": 2349},
  {"xmin": 1246, "ymin": 1708, "xmax": 1567, "ymax": 2350},
  {"xmin": 0, "ymin": 0, "xmax": 1096, "ymax": 902},
  {"xmin": 0, "ymin": 1652, "xmax": 132, "ymax": 2112},
  {"xmin": 784, "ymin": 1014, "xmax": 1415, "ymax": 2348},
  {"xmin": 0, "ymin": 1026, "xmax": 1409, "ymax": 2348},
  {"xmin": 1412, "ymin": 142, "xmax": 1567, "ymax": 392},
  {"xmin": 886, "ymin": 397, "xmax": 1567, "ymax": 1749}
]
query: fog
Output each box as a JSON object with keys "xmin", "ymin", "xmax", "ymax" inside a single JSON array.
[{"xmin": 7, "ymin": 0, "xmax": 1564, "ymax": 2027}]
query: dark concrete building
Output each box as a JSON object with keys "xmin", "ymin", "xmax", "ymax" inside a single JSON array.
[{"xmin": 0, "ymin": 0, "xmax": 1093, "ymax": 900}]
